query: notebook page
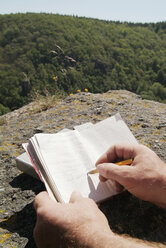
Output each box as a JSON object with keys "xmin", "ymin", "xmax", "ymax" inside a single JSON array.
[
  {"xmin": 74, "ymin": 122, "xmax": 93, "ymax": 131},
  {"xmin": 87, "ymin": 174, "xmax": 118, "ymax": 202},
  {"xmin": 76, "ymin": 113, "xmax": 138, "ymax": 166},
  {"xmin": 94, "ymin": 113, "xmax": 138, "ymax": 149},
  {"xmin": 69, "ymin": 114, "xmax": 138, "ymax": 202},
  {"xmin": 35, "ymin": 130, "xmax": 93, "ymax": 171},
  {"xmin": 27, "ymin": 139, "xmax": 62, "ymax": 201},
  {"xmin": 34, "ymin": 130, "xmax": 118, "ymax": 203}
]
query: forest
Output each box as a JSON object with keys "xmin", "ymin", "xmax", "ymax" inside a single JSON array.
[{"xmin": 0, "ymin": 13, "xmax": 166, "ymax": 115}]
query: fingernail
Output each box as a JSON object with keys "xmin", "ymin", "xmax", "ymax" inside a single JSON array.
[{"xmin": 97, "ymin": 164, "xmax": 104, "ymax": 173}]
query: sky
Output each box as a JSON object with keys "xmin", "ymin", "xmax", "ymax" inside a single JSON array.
[{"xmin": 0, "ymin": 0, "xmax": 166, "ymax": 23}]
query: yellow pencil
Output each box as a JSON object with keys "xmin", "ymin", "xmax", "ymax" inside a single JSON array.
[{"xmin": 87, "ymin": 158, "xmax": 133, "ymax": 174}]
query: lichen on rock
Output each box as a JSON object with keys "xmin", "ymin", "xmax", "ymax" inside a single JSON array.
[{"xmin": 0, "ymin": 90, "xmax": 166, "ymax": 247}]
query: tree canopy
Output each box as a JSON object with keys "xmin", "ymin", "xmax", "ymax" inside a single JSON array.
[{"xmin": 0, "ymin": 13, "xmax": 166, "ymax": 114}]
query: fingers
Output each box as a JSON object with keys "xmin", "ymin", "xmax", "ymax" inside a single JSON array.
[
  {"xmin": 96, "ymin": 144, "xmax": 137, "ymax": 165},
  {"xmin": 98, "ymin": 165, "xmax": 124, "ymax": 192},
  {"xmin": 114, "ymin": 181, "xmax": 124, "ymax": 192},
  {"xmin": 97, "ymin": 163, "xmax": 134, "ymax": 185},
  {"xmin": 69, "ymin": 191, "xmax": 83, "ymax": 203},
  {"xmin": 99, "ymin": 174, "xmax": 107, "ymax": 182},
  {"xmin": 34, "ymin": 191, "xmax": 53, "ymax": 211},
  {"xmin": 34, "ymin": 191, "xmax": 84, "ymax": 210}
]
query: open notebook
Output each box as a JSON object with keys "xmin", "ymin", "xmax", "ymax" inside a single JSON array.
[{"xmin": 20, "ymin": 113, "xmax": 138, "ymax": 203}]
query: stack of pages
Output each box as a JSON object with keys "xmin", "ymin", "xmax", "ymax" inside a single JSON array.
[{"xmin": 16, "ymin": 113, "xmax": 138, "ymax": 203}]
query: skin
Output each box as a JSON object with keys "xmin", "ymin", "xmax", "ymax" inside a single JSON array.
[
  {"xmin": 96, "ymin": 144, "xmax": 166, "ymax": 208},
  {"xmin": 34, "ymin": 144, "xmax": 166, "ymax": 248},
  {"xmin": 34, "ymin": 191, "xmax": 114, "ymax": 248}
]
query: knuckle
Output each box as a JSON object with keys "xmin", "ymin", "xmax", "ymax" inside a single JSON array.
[
  {"xmin": 86, "ymin": 198, "xmax": 97, "ymax": 207},
  {"xmin": 36, "ymin": 206, "xmax": 46, "ymax": 219}
]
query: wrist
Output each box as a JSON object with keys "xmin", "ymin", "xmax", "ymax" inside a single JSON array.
[
  {"xmin": 153, "ymin": 163, "xmax": 166, "ymax": 208},
  {"xmin": 83, "ymin": 226, "xmax": 115, "ymax": 248}
]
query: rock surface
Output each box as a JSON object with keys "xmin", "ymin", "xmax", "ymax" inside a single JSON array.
[{"xmin": 0, "ymin": 90, "xmax": 166, "ymax": 247}]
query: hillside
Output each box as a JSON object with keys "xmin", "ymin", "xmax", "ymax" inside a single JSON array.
[
  {"xmin": 0, "ymin": 90, "xmax": 166, "ymax": 247},
  {"xmin": 0, "ymin": 13, "xmax": 166, "ymax": 115}
]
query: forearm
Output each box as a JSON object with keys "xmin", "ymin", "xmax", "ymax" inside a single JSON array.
[
  {"xmin": 150, "ymin": 160, "xmax": 166, "ymax": 209},
  {"xmin": 83, "ymin": 232, "xmax": 166, "ymax": 248}
]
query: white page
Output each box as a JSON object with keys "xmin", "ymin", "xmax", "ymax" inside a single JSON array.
[
  {"xmin": 77, "ymin": 113, "xmax": 138, "ymax": 165},
  {"xmin": 94, "ymin": 113, "xmax": 137, "ymax": 148},
  {"xmin": 32, "ymin": 129, "xmax": 119, "ymax": 203},
  {"xmin": 74, "ymin": 122, "xmax": 93, "ymax": 131},
  {"xmin": 35, "ymin": 131, "xmax": 95, "ymax": 202}
]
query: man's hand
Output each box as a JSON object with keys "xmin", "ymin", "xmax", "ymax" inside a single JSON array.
[
  {"xmin": 33, "ymin": 161, "xmax": 166, "ymax": 248},
  {"xmin": 96, "ymin": 144, "xmax": 166, "ymax": 208},
  {"xmin": 33, "ymin": 191, "xmax": 113, "ymax": 248}
]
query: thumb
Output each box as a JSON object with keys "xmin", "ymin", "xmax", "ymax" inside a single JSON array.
[
  {"xmin": 69, "ymin": 191, "xmax": 83, "ymax": 203},
  {"xmin": 97, "ymin": 163, "xmax": 134, "ymax": 185}
]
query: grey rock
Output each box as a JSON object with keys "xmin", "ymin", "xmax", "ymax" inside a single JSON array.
[{"xmin": 0, "ymin": 90, "xmax": 166, "ymax": 247}]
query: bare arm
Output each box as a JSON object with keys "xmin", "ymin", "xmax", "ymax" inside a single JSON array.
[{"xmin": 33, "ymin": 191, "xmax": 165, "ymax": 248}]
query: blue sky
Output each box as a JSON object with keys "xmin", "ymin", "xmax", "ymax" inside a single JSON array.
[{"xmin": 1, "ymin": 0, "xmax": 166, "ymax": 23}]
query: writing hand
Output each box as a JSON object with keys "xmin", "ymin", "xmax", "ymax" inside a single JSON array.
[{"xmin": 96, "ymin": 144, "xmax": 166, "ymax": 208}]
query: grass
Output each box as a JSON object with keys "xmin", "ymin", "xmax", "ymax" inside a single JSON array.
[
  {"xmin": 29, "ymin": 91, "xmax": 66, "ymax": 114},
  {"xmin": 0, "ymin": 117, "xmax": 7, "ymax": 125}
]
